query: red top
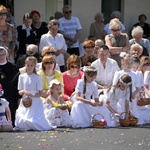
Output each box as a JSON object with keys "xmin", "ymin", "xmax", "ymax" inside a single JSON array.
[{"xmin": 62, "ymin": 71, "xmax": 84, "ymax": 98}]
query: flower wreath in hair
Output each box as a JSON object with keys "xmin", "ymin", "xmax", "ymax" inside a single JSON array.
[
  {"xmin": 82, "ymin": 66, "xmax": 98, "ymax": 73},
  {"xmin": 119, "ymin": 77, "xmax": 132, "ymax": 86}
]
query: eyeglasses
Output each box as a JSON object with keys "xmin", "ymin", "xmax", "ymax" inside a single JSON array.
[
  {"xmin": 46, "ymin": 52, "xmax": 55, "ymax": 55},
  {"xmin": 142, "ymin": 62, "xmax": 150, "ymax": 67},
  {"xmin": 84, "ymin": 46, "xmax": 94, "ymax": 49},
  {"xmin": 111, "ymin": 29, "xmax": 120, "ymax": 32},
  {"xmin": 0, "ymin": 12, "xmax": 7, "ymax": 16},
  {"xmin": 70, "ymin": 65, "xmax": 80, "ymax": 69},
  {"xmin": 64, "ymin": 11, "xmax": 72, "ymax": 14},
  {"xmin": 44, "ymin": 61, "xmax": 54, "ymax": 65}
]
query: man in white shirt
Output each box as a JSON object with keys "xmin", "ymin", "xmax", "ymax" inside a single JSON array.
[
  {"xmin": 91, "ymin": 45, "xmax": 120, "ymax": 89},
  {"xmin": 58, "ymin": 5, "xmax": 82, "ymax": 56}
]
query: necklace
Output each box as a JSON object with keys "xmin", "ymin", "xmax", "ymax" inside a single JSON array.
[
  {"xmin": 33, "ymin": 22, "xmax": 41, "ymax": 29},
  {"xmin": 67, "ymin": 71, "xmax": 81, "ymax": 91}
]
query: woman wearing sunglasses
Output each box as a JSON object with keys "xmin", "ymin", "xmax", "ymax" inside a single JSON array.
[
  {"xmin": 62, "ymin": 54, "xmax": 83, "ymax": 101},
  {"xmin": 37, "ymin": 55, "xmax": 63, "ymax": 98},
  {"xmin": 105, "ymin": 18, "xmax": 130, "ymax": 67}
]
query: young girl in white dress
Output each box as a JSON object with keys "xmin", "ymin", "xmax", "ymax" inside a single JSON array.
[
  {"xmin": 15, "ymin": 56, "xmax": 51, "ymax": 131},
  {"xmin": 44, "ymin": 79, "xmax": 71, "ymax": 127},
  {"xmin": 143, "ymin": 66, "xmax": 150, "ymax": 119},
  {"xmin": 104, "ymin": 74, "xmax": 132, "ymax": 126},
  {"xmin": 131, "ymin": 56, "xmax": 150, "ymax": 125},
  {"xmin": 71, "ymin": 66, "xmax": 113, "ymax": 128},
  {"xmin": 0, "ymin": 84, "xmax": 13, "ymax": 131}
]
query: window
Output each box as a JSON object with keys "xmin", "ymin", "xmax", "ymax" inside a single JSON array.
[{"xmin": 102, "ymin": 0, "xmax": 121, "ymax": 24}]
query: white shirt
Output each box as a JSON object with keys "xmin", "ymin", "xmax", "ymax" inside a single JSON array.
[
  {"xmin": 91, "ymin": 58, "xmax": 120, "ymax": 86},
  {"xmin": 22, "ymin": 24, "xmax": 32, "ymax": 37},
  {"xmin": 75, "ymin": 79, "xmax": 99, "ymax": 100},
  {"xmin": 39, "ymin": 33, "xmax": 67, "ymax": 66},
  {"xmin": 58, "ymin": 16, "xmax": 82, "ymax": 48}
]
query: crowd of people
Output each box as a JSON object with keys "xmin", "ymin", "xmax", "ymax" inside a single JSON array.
[{"xmin": 0, "ymin": 4, "xmax": 150, "ymax": 131}]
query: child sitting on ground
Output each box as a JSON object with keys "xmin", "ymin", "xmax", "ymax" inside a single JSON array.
[{"xmin": 44, "ymin": 79, "xmax": 71, "ymax": 127}]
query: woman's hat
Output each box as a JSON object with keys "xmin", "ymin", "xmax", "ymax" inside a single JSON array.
[{"xmin": 49, "ymin": 79, "xmax": 64, "ymax": 88}]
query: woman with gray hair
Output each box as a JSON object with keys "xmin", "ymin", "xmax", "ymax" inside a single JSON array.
[
  {"xmin": 89, "ymin": 13, "xmax": 106, "ymax": 40},
  {"xmin": 105, "ymin": 18, "xmax": 130, "ymax": 67},
  {"xmin": 129, "ymin": 26, "xmax": 150, "ymax": 56}
]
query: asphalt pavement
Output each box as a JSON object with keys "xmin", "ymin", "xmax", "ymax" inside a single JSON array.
[{"xmin": 0, "ymin": 124, "xmax": 150, "ymax": 150}]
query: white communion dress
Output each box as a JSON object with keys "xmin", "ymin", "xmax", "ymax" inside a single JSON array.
[
  {"xmin": 101, "ymin": 87, "xmax": 131, "ymax": 126},
  {"xmin": 71, "ymin": 79, "xmax": 113, "ymax": 128},
  {"xmin": 44, "ymin": 95, "xmax": 71, "ymax": 127},
  {"xmin": 15, "ymin": 73, "xmax": 52, "ymax": 131}
]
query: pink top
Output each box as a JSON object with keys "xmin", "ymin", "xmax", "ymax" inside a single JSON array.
[{"xmin": 62, "ymin": 71, "xmax": 84, "ymax": 97}]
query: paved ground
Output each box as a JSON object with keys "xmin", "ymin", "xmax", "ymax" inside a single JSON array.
[{"xmin": 0, "ymin": 124, "xmax": 150, "ymax": 150}]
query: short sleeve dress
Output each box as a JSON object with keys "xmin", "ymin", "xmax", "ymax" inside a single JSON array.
[{"xmin": 15, "ymin": 73, "xmax": 51, "ymax": 131}]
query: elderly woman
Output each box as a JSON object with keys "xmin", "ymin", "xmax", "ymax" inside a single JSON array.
[
  {"xmin": 130, "ymin": 43, "xmax": 143, "ymax": 58},
  {"xmin": 37, "ymin": 55, "xmax": 63, "ymax": 98},
  {"xmin": 39, "ymin": 19, "xmax": 67, "ymax": 72},
  {"xmin": 0, "ymin": 5, "xmax": 16, "ymax": 63},
  {"xmin": 105, "ymin": 18, "xmax": 130, "ymax": 67},
  {"xmin": 132, "ymin": 14, "xmax": 150, "ymax": 39},
  {"xmin": 89, "ymin": 13, "xmax": 106, "ymax": 40},
  {"xmin": 104, "ymin": 10, "xmax": 126, "ymax": 35},
  {"xmin": 138, "ymin": 56, "xmax": 150, "ymax": 75},
  {"xmin": 62, "ymin": 54, "xmax": 84, "ymax": 100},
  {"xmin": 94, "ymin": 39, "xmax": 104, "ymax": 58},
  {"xmin": 130, "ymin": 26, "xmax": 150, "ymax": 57},
  {"xmin": 80, "ymin": 40, "xmax": 97, "ymax": 67}
]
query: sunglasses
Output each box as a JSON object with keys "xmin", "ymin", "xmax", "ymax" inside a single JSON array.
[
  {"xmin": 44, "ymin": 61, "xmax": 54, "ymax": 65},
  {"xmin": 111, "ymin": 29, "xmax": 120, "ymax": 32},
  {"xmin": 0, "ymin": 12, "xmax": 7, "ymax": 16},
  {"xmin": 64, "ymin": 11, "xmax": 72, "ymax": 14},
  {"xmin": 84, "ymin": 46, "xmax": 94, "ymax": 49},
  {"xmin": 142, "ymin": 62, "xmax": 150, "ymax": 67},
  {"xmin": 46, "ymin": 52, "xmax": 56, "ymax": 55},
  {"xmin": 70, "ymin": 65, "xmax": 80, "ymax": 69}
]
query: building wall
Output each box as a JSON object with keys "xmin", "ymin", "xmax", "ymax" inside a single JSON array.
[
  {"xmin": 14, "ymin": 0, "xmax": 150, "ymax": 42},
  {"xmin": 14, "ymin": 0, "xmax": 46, "ymax": 26},
  {"xmin": 72, "ymin": 0, "xmax": 102, "ymax": 42},
  {"xmin": 124, "ymin": 0, "xmax": 150, "ymax": 35}
]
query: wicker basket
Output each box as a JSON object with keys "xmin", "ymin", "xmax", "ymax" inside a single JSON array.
[
  {"xmin": 22, "ymin": 96, "xmax": 32, "ymax": 108},
  {"xmin": 91, "ymin": 113, "xmax": 105, "ymax": 128},
  {"xmin": 119, "ymin": 112, "xmax": 130, "ymax": 127},
  {"xmin": 137, "ymin": 98, "xmax": 150, "ymax": 106},
  {"xmin": 130, "ymin": 117, "xmax": 138, "ymax": 126}
]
